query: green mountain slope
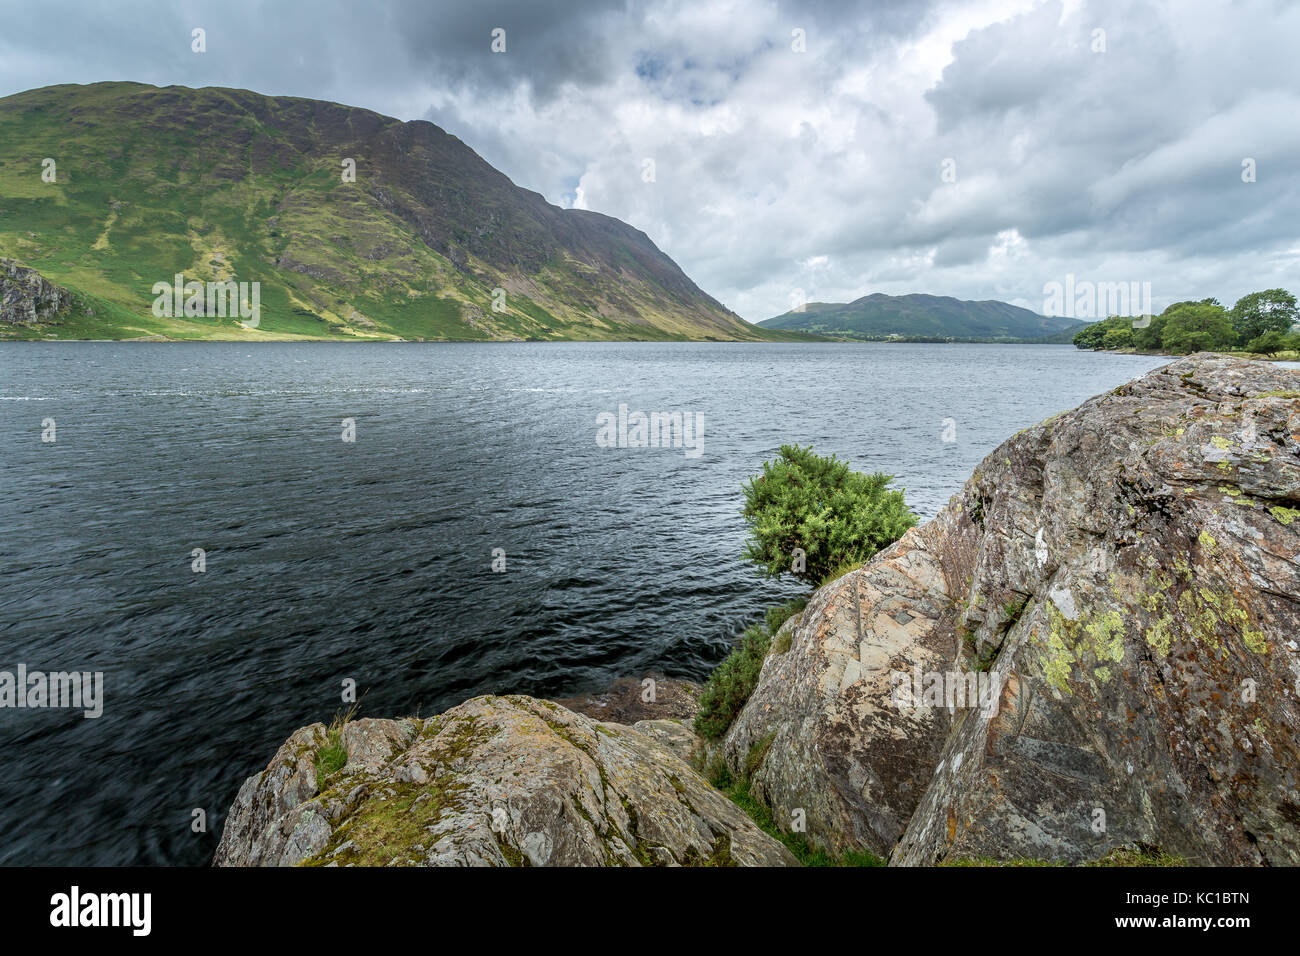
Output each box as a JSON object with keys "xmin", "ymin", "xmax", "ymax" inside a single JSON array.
[
  {"xmin": 0, "ymin": 82, "xmax": 799, "ymax": 341},
  {"xmin": 760, "ymin": 292, "xmax": 1084, "ymax": 342}
]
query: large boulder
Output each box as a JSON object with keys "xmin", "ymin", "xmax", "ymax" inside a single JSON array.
[
  {"xmin": 730, "ymin": 355, "xmax": 1300, "ymax": 865},
  {"xmin": 214, "ymin": 694, "xmax": 796, "ymax": 867},
  {"xmin": 720, "ymin": 511, "xmax": 972, "ymax": 858}
]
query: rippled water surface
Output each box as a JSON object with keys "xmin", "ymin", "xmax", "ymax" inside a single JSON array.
[{"xmin": 0, "ymin": 341, "xmax": 1169, "ymax": 865}]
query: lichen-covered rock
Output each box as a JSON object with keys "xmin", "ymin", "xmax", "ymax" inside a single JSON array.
[
  {"xmin": 630, "ymin": 718, "xmax": 699, "ymax": 764},
  {"xmin": 214, "ymin": 695, "xmax": 796, "ymax": 867},
  {"xmin": 0, "ymin": 258, "xmax": 72, "ymax": 326},
  {"xmin": 893, "ymin": 355, "xmax": 1300, "ymax": 865},
  {"xmin": 721, "ymin": 512, "xmax": 971, "ymax": 858},
  {"xmin": 729, "ymin": 354, "xmax": 1300, "ymax": 866}
]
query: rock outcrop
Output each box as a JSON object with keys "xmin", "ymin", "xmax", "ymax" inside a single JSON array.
[
  {"xmin": 0, "ymin": 258, "xmax": 73, "ymax": 326},
  {"xmin": 720, "ymin": 511, "xmax": 970, "ymax": 857},
  {"xmin": 726, "ymin": 355, "xmax": 1300, "ymax": 865},
  {"xmin": 214, "ymin": 694, "xmax": 795, "ymax": 867}
]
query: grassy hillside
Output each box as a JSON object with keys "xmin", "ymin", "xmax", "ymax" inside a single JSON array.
[
  {"xmin": 0, "ymin": 82, "xmax": 804, "ymax": 342},
  {"xmin": 760, "ymin": 292, "xmax": 1084, "ymax": 343}
]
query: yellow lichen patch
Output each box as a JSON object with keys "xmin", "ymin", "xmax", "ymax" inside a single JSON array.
[
  {"xmin": 1145, "ymin": 615, "xmax": 1174, "ymax": 656},
  {"xmin": 1198, "ymin": 530, "xmax": 1217, "ymax": 552},
  {"xmin": 1042, "ymin": 604, "xmax": 1125, "ymax": 690},
  {"xmin": 1042, "ymin": 625, "xmax": 1077, "ymax": 693},
  {"xmin": 1242, "ymin": 626, "xmax": 1268, "ymax": 655},
  {"xmin": 1171, "ymin": 585, "xmax": 1268, "ymax": 655},
  {"xmin": 1142, "ymin": 569, "xmax": 1173, "ymax": 613},
  {"xmin": 1084, "ymin": 611, "xmax": 1126, "ymax": 674},
  {"xmin": 1269, "ymin": 506, "xmax": 1300, "ymax": 526}
]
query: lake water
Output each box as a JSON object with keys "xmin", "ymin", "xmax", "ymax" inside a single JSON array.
[{"xmin": 0, "ymin": 342, "xmax": 1169, "ymax": 865}]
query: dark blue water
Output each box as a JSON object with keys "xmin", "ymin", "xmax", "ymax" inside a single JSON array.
[{"xmin": 0, "ymin": 342, "xmax": 1168, "ymax": 865}]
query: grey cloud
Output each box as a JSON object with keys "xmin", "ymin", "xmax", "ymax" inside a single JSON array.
[{"xmin": 0, "ymin": 0, "xmax": 1297, "ymax": 321}]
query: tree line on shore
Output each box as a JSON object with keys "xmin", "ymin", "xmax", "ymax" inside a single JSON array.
[{"xmin": 1072, "ymin": 288, "xmax": 1298, "ymax": 355}]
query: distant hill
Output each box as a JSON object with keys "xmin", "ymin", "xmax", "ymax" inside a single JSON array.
[
  {"xmin": 759, "ymin": 292, "xmax": 1085, "ymax": 342},
  {"xmin": 0, "ymin": 82, "xmax": 808, "ymax": 342}
]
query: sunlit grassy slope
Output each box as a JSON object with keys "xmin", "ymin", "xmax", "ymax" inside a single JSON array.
[{"xmin": 0, "ymin": 82, "xmax": 810, "ymax": 341}]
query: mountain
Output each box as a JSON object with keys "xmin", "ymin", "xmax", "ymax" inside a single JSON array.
[
  {"xmin": 759, "ymin": 292, "xmax": 1085, "ymax": 342},
  {"xmin": 0, "ymin": 82, "xmax": 802, "ymax": 342}
]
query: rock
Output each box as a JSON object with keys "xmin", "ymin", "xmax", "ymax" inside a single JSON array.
[
  {"xmin": 553, "ymin": 674, "xmax": 700, "ymax": 724},
  {"xmin": 214, "ymin": 695, "xmax": 796, "ymax": 867},
  {"xmin": 0, "ymin": 258, "xmax": 72, "ymax": 326},
  {"xmin": 721, "ymin": 512, "xmax": 970, "ymax": 857},
  {"xmin": 893, "ymin": 355, "xmax": 1300, "ymax": 865},
  {"xmin": 630, "ymin": 718, "xmax": 699, "ymax": 764},
  {"xmin": 728, "ymin": 354, "xmax": 1300, "ymax": 865}
]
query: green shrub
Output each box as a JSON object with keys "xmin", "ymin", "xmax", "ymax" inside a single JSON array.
[
  {"xmin": 1101, "ymin": 326, "xmax": 1134, "ymax": 349},
  {"xmin": 694, "ymin": 624, "xmax": 772, "ymax": 740},
  {"xmin": 741, "ymin": 444, "xmax": 916, "ymax": 586},
  {"xmin": 765, "ymin": 599, "xmax": 806, "ymax": 635},
  {"xmin": 695, "ymin": 599, "xmax": 807, "ymax": 740},
  {"xmin": 718, "ymin": 767, "xmax": 885, "ymax": 866},
  {"xmin": 1132, "ymin": 313, "xmax": 1167, "ymax": 351}
]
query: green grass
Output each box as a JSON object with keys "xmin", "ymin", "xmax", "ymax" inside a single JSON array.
[
  {"xmin": 313, "ymin": 707, "xmax": 356, "ymax": 791},
  {"xmin": 705, "ymin": 748, "xmax": 884, "ymax": 867},
  {"xmin": 941, "ymin": 857, "xmax": 1062, "ymax": 867},
  {"xmin": 1084, "ymin": 845, "xmax": 1188, "ymax": 867}
]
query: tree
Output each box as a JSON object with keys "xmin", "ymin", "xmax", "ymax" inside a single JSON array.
[
  {"xmin": 1160, "ymin": 301, "xmax": 1235, "ymax": 354},
  {"xmin": 1132, "ymin": 313, "xmax": 1167, "ymax": 351},
  {"xmin": 1231, "ymin": 289, "xmax": 1298, "ymax": 345},
  {"xmin": 1244, "ymin": 330, "xmax": 1289, "ymax": 356},
  {"xmin": 741, "ymin": 444, "xmax": 916, "ymax": 586},
  {"xmin": 1072, "ymin": 315, "xmax": 1130, "ymax": 350},
  {"xmin": 1102, "ymin": 327, "xmax": 1134, "ymax": 350}
]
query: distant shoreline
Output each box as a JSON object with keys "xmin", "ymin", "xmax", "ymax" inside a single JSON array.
[{"xmin": 0, "ymin": 335, "xmax": 1082, "ymax": 345}]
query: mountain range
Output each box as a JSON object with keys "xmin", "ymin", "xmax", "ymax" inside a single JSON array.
[
  {"xmin": 760, "ymin": 292, "xmax": 1085, "ymax": 342},
  {"xmin": 0, "ymin": 82, "xmax": 811, "ymax": 342}
]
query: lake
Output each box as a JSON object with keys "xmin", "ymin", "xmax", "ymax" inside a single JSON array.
[{"xmin": 0, "ymin": 342, "xmax": 1169, "ymax": 865}]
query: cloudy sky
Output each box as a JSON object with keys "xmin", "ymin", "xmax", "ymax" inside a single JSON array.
[{"xmin": 3, "ymin": 0, "xmax": 1297, "ymax": 320}]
